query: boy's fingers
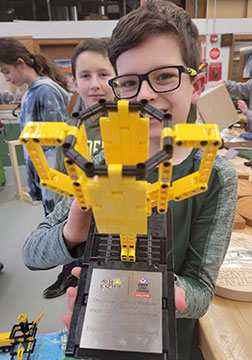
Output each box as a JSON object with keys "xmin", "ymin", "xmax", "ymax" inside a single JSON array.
[
  {"xmin": 174, "ymin": 285, "xmax": 186, "ymax": 312},
  {"xmin": 63, "ymin": 283, "xmax": 79, "ymax": 330},
  {"xmin": 68, "ymin": 270, "xmax": 186, "ymax": 311},
  {"xmin": 62, "ymin": 313, "xmax": 72, "ymax": 330},
  {"xmin": 66, "ymin": 286, "xmax": 78, "ymax": 312},
  {"xmin": 237, "ymin": 100, "xmax": 247, "ymax": 113},
  {"xmin": 72, "ymin": 266, "xmax": 81, "ymax": 279},
  {"xmin": 64, "ymin": 286, "xmax": 185, "ymax": 328}
]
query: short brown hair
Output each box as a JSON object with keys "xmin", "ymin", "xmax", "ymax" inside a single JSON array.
[
  {"xmin": 109, "ymin": 0, "xmax": 200, "ymax": 71},
  {"xmin": 71, "ymin": 38, "xmax": 110, "ymax": 78}
]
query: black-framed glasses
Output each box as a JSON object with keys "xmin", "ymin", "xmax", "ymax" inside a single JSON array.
[{"xmin": 108, "ymin": 65, "xmax": 197, "ymax": 100}]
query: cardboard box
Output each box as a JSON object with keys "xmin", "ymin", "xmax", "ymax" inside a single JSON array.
[{"xmin": 198, "ymin": 83, "xmax": 240, "ymax": 130}]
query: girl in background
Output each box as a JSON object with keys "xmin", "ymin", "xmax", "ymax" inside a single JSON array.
[{"xmin": 0, "ymin": 37, "xmax": 71, "ymax": 215}]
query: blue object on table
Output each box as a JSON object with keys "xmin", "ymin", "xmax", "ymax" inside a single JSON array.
[
  {"xmin": 0, "ymin": 331, "xmax": 67, "ymax": 359},
  {"xmin": 240, "ymin": 133, "xmax": 252, "ymax": 141}
]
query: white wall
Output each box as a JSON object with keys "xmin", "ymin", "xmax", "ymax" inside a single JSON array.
[
  {"xmin": 0, "ymin": 18, "xmax": 251, "ymax": 39},
  {"xmin": 0, "ymin": 20, "xmax": 118, "ymax": 39},
  {"xmin": 0, "ymin": 18, "xmax": 251, "ymax": 85},
  {"xmin": 196, "ymin": 18, "xmax": 252, "ymax": 86}
]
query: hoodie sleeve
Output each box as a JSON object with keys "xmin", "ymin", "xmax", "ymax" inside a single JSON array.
[
  {"xmin": 244, "ymin": 109, "xmax": 252, "ymax": 131},
  {"xmin": 36, "ymin": 85, "xmax": 69, "ymax": 123},
  {"xmin": 225, "ymin": 80, "xmax": 252, "ymax": 100},
  {"xmin": 175, "ymin": 157, "xmax": 237, "ymax": 319},
  {"xmin": 22, "ymin": 197, "xmax": 86, "ymax": 270}
]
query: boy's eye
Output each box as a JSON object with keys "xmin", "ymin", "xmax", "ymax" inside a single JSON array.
[
  {"xmin": 154, "ymin": 71, "xmax": 176, "ymax": 83},
  {"xmin": 160, "ymin": 72, "xmax": 173, "ymax": 80},
  {"xmin": 80, "ymin": 74, "xmax": 90, "ymax": 79},
  {"xmin": 120, "ymin": 79, "xmax": 138, "ymax": 89}
]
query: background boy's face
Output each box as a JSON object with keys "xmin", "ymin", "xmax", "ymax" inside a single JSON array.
[
  {"xmin": 73, "ymin": 51, "xmax": 115, "ymax": 108},
  {"xmin": 115, "ymin": 34, "xmax": 204, "ymax": 142}
]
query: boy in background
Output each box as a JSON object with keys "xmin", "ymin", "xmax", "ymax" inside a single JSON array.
[{"xmin": 42, "ymin": 38, "xmax": 115, "ymax": 299}]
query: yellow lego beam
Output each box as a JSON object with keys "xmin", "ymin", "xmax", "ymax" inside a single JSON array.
[
  {"xmin": 100, "ymin": 100, "xmax": 149, "ymax": 164},
  {"xmin": 149, "ymin": 123, "xmax": 222, "ymax": 209},
  {"xmin": 19, "ymin": 121, "xmax": 91, "ymax": 205}
]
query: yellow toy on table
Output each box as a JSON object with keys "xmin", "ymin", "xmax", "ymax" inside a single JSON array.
[{"xmin": 0, "ymin": 310, "xmax": 44, "ymax": 360}]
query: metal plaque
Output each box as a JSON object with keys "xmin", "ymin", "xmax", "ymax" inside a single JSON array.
[{"xmin": 80, "ymin": 268, "xmax": 162, "ymax": 353}]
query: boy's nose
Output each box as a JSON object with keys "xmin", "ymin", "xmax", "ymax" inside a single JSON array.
[
  {"xmin": 90, "ymin": 76, "xmax": 100, "ymax": 89},
  {"xmin": 136, "ymin": 80, "xmax": 156, "ymax": 102}
]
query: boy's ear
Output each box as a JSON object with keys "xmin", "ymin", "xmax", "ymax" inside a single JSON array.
[
  {"xmin": 191, "ymin": 73, "xmax": 206, "ymax": 104},
  {"xmin": 72, "ymin": 76, "xmax": 80, "ymax": 94}
]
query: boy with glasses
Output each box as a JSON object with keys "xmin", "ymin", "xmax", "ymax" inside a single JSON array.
[{"xmin": 23, "ymin": 2, "xmax": 237, "ymax": 359}]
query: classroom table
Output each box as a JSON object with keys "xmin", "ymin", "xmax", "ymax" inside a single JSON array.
[{"xmin": 199, "ymin": 150, "xmax": 252, "ymax": 360}]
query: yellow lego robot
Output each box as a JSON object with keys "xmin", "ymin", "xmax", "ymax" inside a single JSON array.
[
  {"xmin": 19, "ymin": 100, "xmax": 221, "ymax": 360},
  {"xmin": 19, "ymin": 99, "xmax": 221, "ymax": 262}
]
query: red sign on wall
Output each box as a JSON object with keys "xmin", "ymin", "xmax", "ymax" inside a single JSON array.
[
  {"xmin": 210, "ymin": 34, "xmax": 218, "ymax": 43},
  {"xmin": 208, "ymin": 62, "xmax": 222, "ymax": 81},
  {"xmin": 209, "ymin": 47, "xmax": 220, "ymax": 60}
]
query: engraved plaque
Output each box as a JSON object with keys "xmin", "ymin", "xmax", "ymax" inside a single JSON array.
[
  {"xmin": 80, "ymin": 268, "xmax": 162, "ymax": 353},
  {"xmin": 216, "ymin": 232, "xmax": 252, "ymax": 301}
]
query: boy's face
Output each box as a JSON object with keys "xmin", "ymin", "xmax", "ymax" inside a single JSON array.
[
  {"xmin": 115, "ymin": 34, "xmax": 205, "ymax": 143},
  {"xmin": 73, "ymin": 51, "xmax": 115, "ymax": 108}
]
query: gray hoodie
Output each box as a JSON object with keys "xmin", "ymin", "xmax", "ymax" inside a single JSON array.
[
  {"xmin": 19, "ymin": 76, "xmax": 71, "ymax": 131},
  {"xmin": 19, "ymin": 76, "xmax": 72, "ymax": 213}
]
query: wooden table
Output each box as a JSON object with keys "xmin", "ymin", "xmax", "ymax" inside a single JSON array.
[
  {"xmin": 199, "ymin": 151, "xmax": 252, "ymax": 360},
  {"xmin": 199, "ymin": 291, "xmax": 252, "ymax": 360},
  {"xmin": 218, "ymin": 149, "xmax": 252, "ymax": 181}
]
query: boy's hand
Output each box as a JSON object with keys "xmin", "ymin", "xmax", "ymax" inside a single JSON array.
[
  {"xmin": 237, "ymin": 100, "xmax": 248, "ymax": 114},
  {"xmin": 63, "ymin": 200, "xmax": 92, "ymax": 249},
  {"xmin": 62, "ymin": 268, "xmax": 186, "ymax": 329}
]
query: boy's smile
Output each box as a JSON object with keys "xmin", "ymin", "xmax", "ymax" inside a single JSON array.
[
  {"xmin": 73, "ymin": 51, "xmax": 115, "ymax": 108},
  {"xmin": 116, "ymin": 33, "xmax": 205, "ymax": 158}
]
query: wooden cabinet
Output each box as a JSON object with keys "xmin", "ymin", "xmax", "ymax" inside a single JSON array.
[{"xmin": 33, "ymin": 38, "xmax": 84, "ymax": 114}]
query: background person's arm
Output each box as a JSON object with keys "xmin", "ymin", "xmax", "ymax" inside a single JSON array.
[{"xmin": 225, "ymin": 79, "xmax": 251, "ymax": 101}]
